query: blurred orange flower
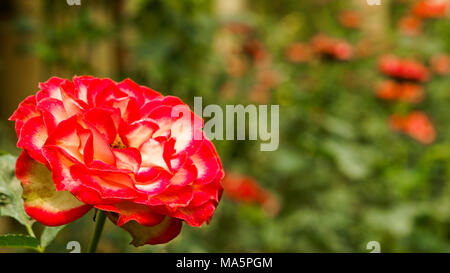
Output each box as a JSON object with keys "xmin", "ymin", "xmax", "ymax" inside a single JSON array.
[
  {"xmin": 400, "ymin": 83, "xmax": 426, "ymax": 103},
  {"xmin": 331, "ymin": 41, "xmax": 354, "ymax": 61},
  {"xmin": 338, "ymin": 10, "xmax": 362, "ymax": 29},
  {"xmin": 285, "ymin": 42, "xmax": 312, "ymax": 63},
  {"xmin": 222, "ymin": 22, "xmax": 253, "ymax": 35},
  {"xmin": 378, "ymin": 55, "xmax": 429, "ymax": 82},
  {"xmin": 222, "ymin": 173, "xmax": 280, "ymax": 217},
  {"xmin": 243, "ymin": 39, "xmax": 267, "ymax": 66},
  {"xmin": 219, "ymin": 81, "xmax": 238, "ymax": 100},
  {"xmin": 376, "ymin": 80, "xmax": 425, "ymax": 103},
  {"xmin": 412, "ymin": 0, "xmax": 449, "ymax": 18},
  {"xmin": 376, "ymin": 81, "xmax": 398, "ymax": 100},
  {"xmin": 389, "ymin": 111, "xmax": 436, "ymax": 144},
  {"xmin": 311, "ymin": 34, "xmax": 331, "ymax": 53},
  {"xmin": 226, "ymin": 55, "xmax": 248, "ymax": 78},
  {"xmin": 430, "ymin": 54, "xmax": 450, "ymax": 75},
  {"xmin": 248, "ymin": 69, "xmax": 280, "ymax": 103},
  {"xmin": 355, "ymin": 39, "xmax": 375, "ymax": 58},
  {"xmin": 398, "ymin": 15, "xmax": 423, "ymax": 36},
  {"xmin": 311, "ymin": 34, "xmax": 353, "ymax": 61}
]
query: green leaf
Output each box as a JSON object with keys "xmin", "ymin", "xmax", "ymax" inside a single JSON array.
[
  {"xmin": 271, "ymin": 149, "xmax": 306, "ymax": 174},
  {"xmin": 40, "ymin": 225, "xmax": 66, "ymax": 248},
  {"xmin": 0, "ymin": 234, "xmax": 40, "ymax": 250},
  {"xmin": 324, "ymin": 140, "xmax": 379, "ymax": 180},
  {"xmin": 0, "ymin": 154, "xmax": 33, "ymax": 226},
  {"xmin": 322, "ymin": 116, "xmax": 356, "ymax": 140}
]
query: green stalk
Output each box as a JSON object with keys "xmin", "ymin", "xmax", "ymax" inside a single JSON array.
[
  {"xmin": 88, "ymin": 211, "xmax": 107, "ymax": 253},
  {"xmin": 25, "ymin": 223, "xmax": 43, "ymax": 253}
]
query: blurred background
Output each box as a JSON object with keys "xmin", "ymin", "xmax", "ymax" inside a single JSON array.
[{"xmin": 0, "ymin": 0, "xmax": 450, "ymax": 252}]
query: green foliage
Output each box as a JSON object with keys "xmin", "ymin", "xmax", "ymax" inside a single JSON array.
[
  {"xmin": 0, "ymin": 234, "xmax": 40, "ymax": 250},
  {"xmin": 0, "ymin": 154, "xmax": 32, "ymax": 227},
  {"xmin": 40, "ymin": 226, "xmax": 67, "ymax": 248}
]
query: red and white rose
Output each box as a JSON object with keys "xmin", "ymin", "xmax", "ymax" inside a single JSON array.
[{"xmin": 10, "ymin": 76, "xmax": 224, "ymax": 246}]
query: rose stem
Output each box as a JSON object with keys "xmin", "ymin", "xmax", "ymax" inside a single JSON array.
[{"xmin": 88, "ymin": 210, "xmax": 107, "ymax": 253}]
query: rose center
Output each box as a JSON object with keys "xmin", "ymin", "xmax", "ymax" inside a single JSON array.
[{"xmin": 110, "ymin": 134, "xmax": 127, "ymax": 149}]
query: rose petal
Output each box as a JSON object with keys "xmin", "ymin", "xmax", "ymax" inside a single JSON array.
[
  {"xmin": 191, "ymin": 140, "xmax": 222, "ymax": 184},
  {"xmin": 168, "ymin": 159, "xmax": 198, "ymax": 189},
  {"xmin": 141, "ymin": 86, "xmax": 163, "ymax": 102},
  {"xmin": 135, "ymin": 167, "xmax": 172, "ymax": 195},
  {"xmin": 42, "ymin": 145, "xmax": 82, "ymax": 192},
  {"xmin": 170, "ymin": 109, "xmax": 204, "ymax": 156},
  {"xmin": 73, "ymin": 76, "xmax": 97, "ymax": 104},
  {"xmin": 113, "ymin": 148, "xmax": 141, "ymax": 173},
  {"xmin": 38, "ymin": 77, "xmax": 64, "ymax": 101},
  {"xmin": 37, "ymin": 98, "xmax": 69, "ymax": 134},
  {"xmin": 9, "ymin": 96, "xmax": 39, "ymax": 137},
  {"xmin": 104, "ymin": 96, "xmax": 140, "ymax": 124},
  {"xmin": 45, "ymin": 117, "xmax": 83, "ymax": 162},
  {"xmin": 16, "ymin": 151, "xmax": 91, "ymax": 226},
  {"xmin": 120, "ymin": 119, "xmax": 159, "ymax": 149},
  {"xmin": 171, "ymin": 201, "xmax": 216, "ymax": 227},
  {"xmin": 96, "ymin": 201, "xmax": 164, "ymax": 226},
  {"xmin": 140, "ymin": 138, "xmax": 170, "ymax": 171},
  {"xmin": 117, "ymin": 79, "xmax": 145, "ymax": 106},
  {"xmin": 83, "ymin": 125, "xmax": 116, "ymax": 165},
  {"xmin": 190, "ymin": 173, "xmax": 223, "ymax": 207},
  {"xmin": 108, "ymin": 214, "xmax": 182, "ymax": 246},
  {"xmin": 70, "ymin": 164, "xmax": 139, "ymax": 200},
  {"xmin": 147, "ymin": 185, "xmax": 194, "ymax": 208},
  {"xmin": 83, "ymin": 108, "xmax": 118, "ymax": 144},
  {"xmin": 91, "ymin": 78, "xmax": 126, "ymax": 107},
  {"xmin": 59, "ymin": 83, "xmax": 86, "ymax": 116},
  {"xmin": 17, "ymin": 116, "xmax": 48, "ymax": 164}
]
